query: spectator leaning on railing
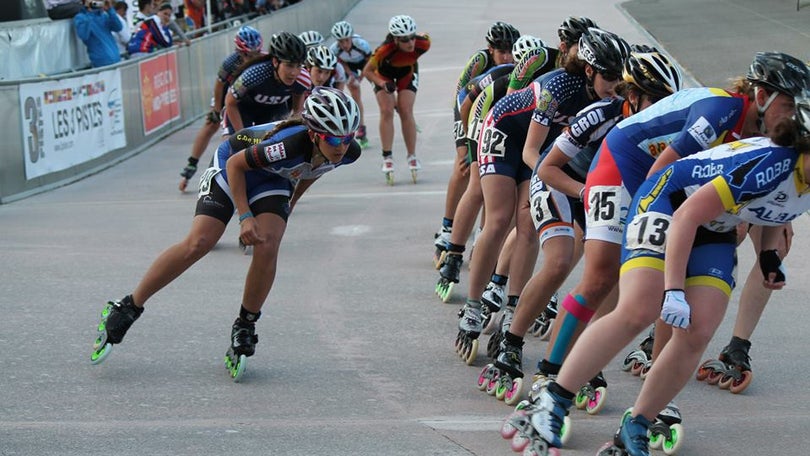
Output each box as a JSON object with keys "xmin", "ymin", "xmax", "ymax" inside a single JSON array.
[
  {"xmin": 128, "ymin": 2, "xmax": 191, "ymax": 57},
  {"xmin": 74, "ymin": 0, "xmax": 123, "ymax": 67}
]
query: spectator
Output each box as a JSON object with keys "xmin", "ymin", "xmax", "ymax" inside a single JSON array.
[
  {"xmin": 184, "ymin": 0, "xmax": 205, "ymax": 29},
  {"xmin": 74, "ymin": 0, "xmax": 122, "ymax": 67},
  {"xmin": 45, "ymin": 0, "xmax": 84, "ymax": 20},
  {"xmin": 127, "ymin": 2, "xmax": 189, "ymax": 57},
  {"xmin": 132, "ymin": 0, "xmax": 155, "ymax": 29},
  {"xmin": 112, "ymin": 1, "xmax": 131, "ymax": 56}
]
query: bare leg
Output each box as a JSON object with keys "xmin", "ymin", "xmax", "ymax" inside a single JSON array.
[{"xmin": 396, "ymin": 89, "xmax": 418, "ymax": 156}]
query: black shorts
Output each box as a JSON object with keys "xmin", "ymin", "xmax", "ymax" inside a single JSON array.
[{"xmin": 195, "ymin": 178, "xmax": 290, "ymax": 224}]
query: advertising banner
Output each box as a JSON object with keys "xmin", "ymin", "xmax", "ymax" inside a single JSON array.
[
  {"xmin": 139, "ymin": 51, "xmax": 181, "ymax": 135},
  {"xmin": 19, "ymin": 69, "xmax": 126, "ymax": 180}
]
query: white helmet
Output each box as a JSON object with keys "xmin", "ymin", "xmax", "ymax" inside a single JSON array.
[
  {"xmin": 388, "ymin": 15, "xmax": 416, "ymax": 37},
  {"xmin": 298, "ymin": 30, "xmax": 324, "ymax": 47},
  {"xmin": 512, "ymin": 35, "xmax": 545, "ymax": 63},
  {"xmin": 331, "ymin": 21, "xmax": 353, "ymax": 40},
  {"xmin": 302, "ymin": 87, "xmax": 361, "ymax": 137},
  {"xmin": 307, "ymin": 45, "xmax": 338, "ymax": 70}
]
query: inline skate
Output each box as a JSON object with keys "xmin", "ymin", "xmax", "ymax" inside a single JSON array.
[
  {"xmin": 407, "ymin": 155, "xmax": 420, "ymax": 184},
  {"xmin": 696, "ymin": 336, "xmax": 753, "ymax": 394},
  {"xmin": 529, "ymin": 292, "xmax": 558, "ymax": 340},
  {"xmin": 486, "ymin": 298, "xmax": 516, "ymax": 359},
  {"xmin": 435, "ymin": 252, "xmax": 462, "ymax": 303},
  {"xmin": 90, "ymin": 296, "xmax": 143, "ymax": 365},
  {"xmin": 597, "ymin": 409, "xmax": 651, "ymax": 456},
  {"xmin": 454, "ymin": 300, "xmax": 482, "ymax": 365},
  {"xmin": 574, "ymin": 371, "xmax": 608, "ymax": 415},
  {"xmin": 622, "ymin": 326, "xmax": 654, "ymax": 376},
  {"xmin": 178, "ymin": 162, "xmax": 197, "ymax": 192},
  {"xmin": 381, "ymin": 156, "xmax": 394, "ymax": 186},
  {"xmin": 481, "ymin": 280, "xmax": 505, "ymax": 334},
  {"xmin": 224, "ymin": 318, "xmax": 258, "ymax": 382},
  {"xmin": 356, "ymin": 124, "xmax": 369, "ymax": 148},
  {"xmin": 432, "ymin": 226, "xmax": 451, "ymax": 269},
  {"xmin": 648, "ymin": 402, "xmax": 684, "ymax": 455},
  {"xmin": 501, "ymin": 385, "xmax": 571, "ymax": 454},
  {"xmin": 477, "ymin": 339, "xmax": 524, "ymax": 405}
]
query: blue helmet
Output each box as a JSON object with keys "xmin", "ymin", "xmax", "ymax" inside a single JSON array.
[{"xmin": 234, "ymin": 26, "xmax": 263, "ymax": 53}]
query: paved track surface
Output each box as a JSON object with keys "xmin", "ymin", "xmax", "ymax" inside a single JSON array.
[{"xmin": 2, "ymin": 1, "xmax": 809, "ymax": 455}]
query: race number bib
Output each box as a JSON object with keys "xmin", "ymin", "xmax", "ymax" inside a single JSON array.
[
  {"xmin": 625, "ymin": 211, "xmax": 672, "ymax": 254},
  {"xmin": 529, "ymin": 176, "xmax": 553, "ymax": 231},
  {"xmin": 198, "ymin": 166, "xmax": 221, "ymax": 197},
  {"xmin": 453, "ymin": 120, "xmax": 465, "ymax": 141},
  {"xmin": 479, "ymin": 126, "xmax": 507, "ymax": 157},
  {"xmin": 586, "ymin": 185, "xmax": 623, "ymax": 227}
]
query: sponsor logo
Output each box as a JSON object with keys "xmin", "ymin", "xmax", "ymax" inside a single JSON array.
[
  {"xmin": 687, "ymin": 116, "xmax": 717, "ymax": 148},
  {"xmin": 263, "ymin": 143, "xmax": 287, "ymax": 162}
]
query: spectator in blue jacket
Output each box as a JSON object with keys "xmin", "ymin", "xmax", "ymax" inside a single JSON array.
[{"xmin": 74, "ymin": 0, "xmax": 123, "ymax": 67}]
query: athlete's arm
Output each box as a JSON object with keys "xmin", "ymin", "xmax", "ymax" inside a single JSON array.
[
  {"xmin": 647, "ymin": 145, "xmax": 683, "ymax": 177},
  {"xmin": 225, "ymin": 150, "xmax": 264, "ymax": 245},
  {"xmin": 290, "ymin": 92, "xmax": 306, "ymax": 116},
  {"xmin": 537, "ymin": 146, "xmax": 582, "ymax": 199},
  {"xmin": 225, "ymin": 91, "xmax": 244, "ymax": 132},
  {"xmin": 522, "ymin": 121, "xmax": 550, "ymax": 169},
  {"xmin": 212, "ymin": 79, "xmax": 226, "ymax": 113}
]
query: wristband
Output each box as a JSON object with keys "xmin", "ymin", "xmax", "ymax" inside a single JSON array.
[{"xmin": 238, "ymin": 211, "xmax": 254, "ymax": 224}]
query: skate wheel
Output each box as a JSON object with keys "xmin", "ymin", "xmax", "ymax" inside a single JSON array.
[
  {"xmin": 441, "ymin": 282, "xmax": 454, "ymax": 303},
  {"xmin": 477, "ymin": 364, "xmax": 493, "ymax": 390},
  {"xmin": 500, "ymin": 411, "xmax": 526, "ymax": 439},
  {"xmin": 90, "ymin": 342, "xmax": 112, "ymax": 365},
  {"xmin": 463, "ymin": 338, "xmax": 479, "ymax": 365},
  {"xmin": 433, "ymin": 250, "xmax": 447, "ymax": 270},
  {"xmin": 696, "ymin": 362, "xmax": 712, "ymax": 381},
  {"xmin": 662, "ymin": 423, "xmax": 684, "ymax": 455},
  {"xmin": 597, "ymin": 442, "xmax": 617, "ymax": 455},
  {"xmin": 559, "ymin": 415, "xmax": 572, "ymax": 446},
  {"xmin": 718, "ymin": 374, "xmax": 732, "ymax": 390},
  {"xmin": 706, "ymin": 370, "xmax": 723, "ymax": 385},
  {"xmin": 385, "ymin": 171, "xmax": 394, "ymax": 186},
  {"xmin": 504, "ymin": 377, "xmax": 524, "ymax": 406},
  {"xmin": 411, "ymin": 169, "xmax": 417, "ymax": 184},
  {"xmin": 630, "ymin": 361, "xmax": 645, "ymax": 376},
  {"xmin": 586, "ymin": 386, "xmax": 608, "ymax": 415},
  {"xmin": 495, "ymin": 376, "xmax": 511, "ymax": 401},
  {"xmin": 574, "ymin": 390, "xmax": 588, "ymax": 410},
  {"xmin": 650, "ymin": 429, "xmax": 664, "ymax": 450},
  {"xmin": 728, "ymin": 370, "xmax": 753, "ymax": 394},
  {"xmin": 639, "ymin": 360, "xmax": 652, "ymax": 379},
  {"xmin": 539, "ymin": 318, "xmax": 554, "ymax": 341},
  {"xmin": 225, "ymin": 353, "xmax": 247, "ymax": 382},
  {"xmin": 510, "ymin": 430, "xmax": 531, "ymax": 453}
]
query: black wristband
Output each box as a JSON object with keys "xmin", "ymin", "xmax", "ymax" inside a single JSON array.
[{"xmin": 759, "ymin": 249, "xmax": 785, "ymax": 282}]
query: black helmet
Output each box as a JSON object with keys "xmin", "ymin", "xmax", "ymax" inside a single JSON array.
[
  {"xmin": 486, "ymin": 21, "xmax": 520, "ymax": 51},
  {"xmin": 268, "ymin": 31, "xmax": 307, "ymax": 63},
  {"xmin": 577, "ymin": 28, "xmax": 631, "ymax": 76},
  {"xmin": 630, "ymin": 43, "xmax": 658, "ymax": 53},
  {"xmin": 558, "ymin": 16, "xmax": 597, "ymax": 45},
  {"xmin": 795, "ymin": 89, "xmax": 810, "ymax": 136},
  {"xmin": 747, "ymin": 51, "xmax": 810, "ymax": 97},
  {"xmin": 623, "ymin": 51, "xmax": 683, "ymax": 99}
]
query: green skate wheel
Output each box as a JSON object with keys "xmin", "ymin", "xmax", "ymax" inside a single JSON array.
[
  {"xmin": 662, "ymin": 423, "xmax": 684, "ymax": 455},
  {"xmin": 90, "ymin": 341, "xmax": 112, "ymax": 365},
  {"xmin": 385, "ymin": 171, "xmax": 394, "ymax": 186},
  {"xmin": 225, "ymin": 353, "xmax": 247, "ymax": 382},
  {"xmin": 411, "ymin": 169, "xmax": 417, "ymax": 184}
]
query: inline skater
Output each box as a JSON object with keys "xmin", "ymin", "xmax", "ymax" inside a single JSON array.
[
  {"xmin": 91, "ymin": 87, "xmax": 362, "ymax": 383},
  {"xmin": 433, "ymin": 21, "xmax": 520, "ymax": 261},
  {"xmin": 329, "ymin": 20, "xmax": 372, "ymax": 148},
  {"xmin": 454, "ymin": 28, "xmax": 629, "ymax": 366},
  {"xmin": 179, "ymin": 26, "xmax": 264, "ymax": 192},
  {"xmin": 363, "ymin": 15, "xmax": 430, "ymax": 185},
  {"xmin": 506, "ymin": 52, "xmax": 810, "ymax": 455},
  {"xmin": 305, "ymin": 45, "xmax": 346, "ymax": 90},
  {"xmin": 300, "ymin": 30, "xmax": 347, "ymax": 92}
]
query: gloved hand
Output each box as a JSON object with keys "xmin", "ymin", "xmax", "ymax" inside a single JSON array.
[
  {"xmin": 383, "ymin": 81, "xmax": 396, "ymax": 93},
  {"xmin": 206, "ymin": 109, "xmax": 222, "ymax": 124},
  {"xmin": 661, "ymin": 289, "xmax": 690, "ymax": 329},
  {"xmin": 759, "ymin": 249, "xmax": 786, "ymax": 285}
]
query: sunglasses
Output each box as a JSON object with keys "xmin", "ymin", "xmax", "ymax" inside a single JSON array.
[
  {"xmin": 599, "ymin": 71, "xmax": 620, "ymax": 82},
  {"xmin": 317, "ymin": 132, "xmax": 354, "ymax": 146},
  {"xmin": 396, "ymin": 34, "xmax": 416, "ymax": 43}
]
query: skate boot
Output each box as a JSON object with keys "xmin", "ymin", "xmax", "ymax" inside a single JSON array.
[
  {"xmin": 530, "ymin": 292, "xmax": 559, "ymax": 340},
  {"xmin": 407, "ymin": 155, "xmax": 421, "ymax": 183},
  {"xmin": 432, "ymin": 226, "xmax": 451, "ymax": 269},
  {"xmin": 575, "ymin": 371, "xmax": 608, "ymax": 415},
  {"xmin": 91, "ymin": 296, "xmax": 144, "ymax": 365},
  {"xmin": 622, "ymin": 326, "xmax": 654, "ymax": 376},
  {"xmin": 454, "ymin": 300, "xmax": 482, "ymax": 365},
  {"xmin": 648, "ymin": 402, "xmax": 684, "ymax": 455},
  {"xmin": 502, "ymin": 385, "xmax": 572, "ymax": 453},
  {"xmin": 486, "ymin": 300, "xmax": 515, "ymax": 359},
  {"xmin": 356, "ymin": 124, "xmax": 369, "ymax": 148},
  {"xmin": 493, "ymin": 340, "xmax": 525, "ymax": 405},
  {"xmin": 178, "ymin": 162, "xmax": 197, "ymax": 192},
  {"xmin": 697, "ymin": 336, "xmax": 753, "ymax": 393},
  {"xmin": 597, "ymin": 410, "xmax": 651, "ymax": 456},
  {"xmin": 224, "ymin": 318, "xmax": 258, "ymax": 382},
  {"xmin": 481, "ymin": 281, "xmax": 506, "ymax": 334},
  {"xmin": 381, "ymin": 156, "xmax": 394, "ymax": 185},
  {"xmin": 435, "ymin": 252, "xmax": 462, "ymax": 303}
]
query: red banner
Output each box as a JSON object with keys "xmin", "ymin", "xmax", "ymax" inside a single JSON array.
[{"xmin": 139, "ymin": 52, "xmax": 181, "ymax": 135}]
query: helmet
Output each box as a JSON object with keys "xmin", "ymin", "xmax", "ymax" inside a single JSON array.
[
  {"xmin": 558, "ymin": 16, "xmax": 597, "ymax": 45},
  {"xmin": 512, "ymin": 35, "xmax": 545, "ymax": 63},
  {"xmin": 298, "ymin": 30, "xmax": 324, "ymax": 47},
  {"xmin": 623, "ymin": 51, "xmax": 683, "ymax": 99},
  {"xmin": 306, "ymin": 45, "xmax": 337, "ymax": 70},
  {"xmin": 630, "ymin": 43, "xmax": 658, "ymax": 53},
  {"xmin": 331, "ymin": 21, "xmax": 353, "ymax": 40},
  {"xmin": 747, "ymin": 51, "xmax": 810, "ymax": 97},
  {"xmin": 577, "ymin": 28, "xmax": 631, "ymax": 76},
  {"xmin": 234, "ymin": 26, "xmax": 263, "ymax": 53},
  {"xmin": 268, "ymin": 31, "xmax": 307, "ymax": 63},
  {"xmin": 486, "ymin": 21, "xmax": 520, "ymax": 51},
  {"xmin": 302, "ymin": 87, "xmax": 361, "ymax": 136},
  {"xmin": 388, "ymin": 15, "xmax": 416, "ymax": 37},
  {"xmin": 795, "ymin": 89, "xmax": 810, "ymax": 136}
]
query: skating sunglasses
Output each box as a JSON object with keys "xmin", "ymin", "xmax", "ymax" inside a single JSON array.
[
  {"xmin": 397, "ymin": 34, "xmax": 416, "ymax": 43},
  {"xmin": 317, "ymin": 132, "xmax": 354, "ymax": 146}
]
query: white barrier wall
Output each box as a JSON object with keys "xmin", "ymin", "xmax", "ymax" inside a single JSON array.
[{"xmin": 0, "ymin": 0, "xmax": 359, "ymax": 203}]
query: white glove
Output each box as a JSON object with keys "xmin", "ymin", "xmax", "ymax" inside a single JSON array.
[{"xmin": 661, "ymin": 289, "xmax": 690, "ymax": 329}]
